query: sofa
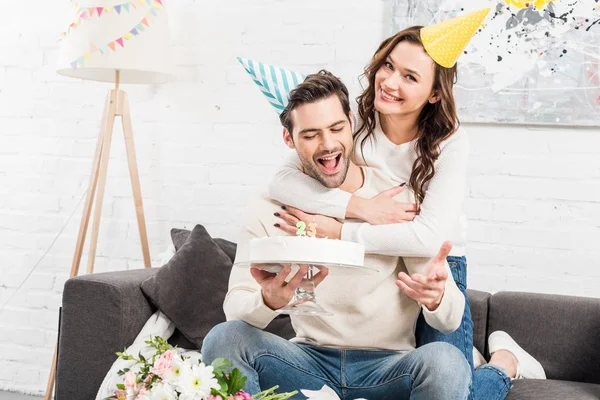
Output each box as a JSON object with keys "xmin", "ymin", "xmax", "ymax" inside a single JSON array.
[{"xmin": 55, "ymin": 236, "xmax": 600, "ymax": 400}]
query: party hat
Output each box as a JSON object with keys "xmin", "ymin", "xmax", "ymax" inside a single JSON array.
[
  {"xmin": 420, "ymin": 8, "xmax": 491, "ymax": 68},
  {"xmin": 237, "ymin": 56, "xmax": 306, "ymax": 114}
]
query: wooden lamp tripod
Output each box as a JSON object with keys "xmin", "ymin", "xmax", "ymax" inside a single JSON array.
[
  {"xmin": 48, "ymin": 1, "xmax": 173, "ymax": 397},
  {"xmin": 44, "ymin": 70, "xmax": 153, "ymax": 399}
]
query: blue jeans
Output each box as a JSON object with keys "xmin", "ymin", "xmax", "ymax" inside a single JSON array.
[
  {"xmin": 202, "ymin": 320, "xmax": 471, "ymax": 400},
  {"xmin": 416, "ymin": 256, "xmax": 512, "ymax": 400}
]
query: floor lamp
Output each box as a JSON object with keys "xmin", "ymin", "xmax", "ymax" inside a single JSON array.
[{"xmin": 45, "ymin": 1, "xmax": 173, "ymax": 398}]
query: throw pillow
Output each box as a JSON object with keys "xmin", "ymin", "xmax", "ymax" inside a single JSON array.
[
  {"xmin": 141, "ymin": 224, "xmax": 233, "ymax": 349},
  {"xmin": 171, "ymin": 228, "xmax": 237, "ymax": 263}
]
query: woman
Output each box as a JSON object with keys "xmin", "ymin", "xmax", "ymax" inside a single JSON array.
[{"xmin": 268, "ymin": 26, "xmax": 545, "ymax": 399}]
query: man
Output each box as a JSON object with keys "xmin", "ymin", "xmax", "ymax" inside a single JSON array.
[{"xmin": 202, "ymin": 70, "xmax": 470, "ymax": 399}]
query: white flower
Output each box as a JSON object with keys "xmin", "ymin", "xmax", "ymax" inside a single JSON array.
[
  {"xmin": 177, "ymin": 363, "xmax": 220, "ymax": 399},
  {"xmin": 162, "ymin": 355, "xmax": 189, "ymax": 387},
  {"xmin": 146, "ymin": 382, "xmax": 177, "ymax": 400}
]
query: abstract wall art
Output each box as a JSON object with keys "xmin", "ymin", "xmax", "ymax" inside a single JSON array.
[{"xmin": 392, "ymin": 0, "xmax": 600, "ymax": 126}]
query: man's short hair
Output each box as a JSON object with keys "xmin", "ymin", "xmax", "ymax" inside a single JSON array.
[{"xmin": 279, "ymin": 70, "xmax": 352, "ymax": 134}]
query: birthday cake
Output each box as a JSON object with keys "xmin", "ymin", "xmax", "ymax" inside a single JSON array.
[{"xmin": 249, "ymin": 235, "xmax": 365, "ymax": 267}]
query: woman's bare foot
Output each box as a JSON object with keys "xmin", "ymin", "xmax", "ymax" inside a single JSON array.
[
  {"xmin": 489, "ymin": 349, "xmax": 518, "ymax": 378},
  {"xmin": 488, "ymin": 331, "xmax": 546, "ymax": 379}
]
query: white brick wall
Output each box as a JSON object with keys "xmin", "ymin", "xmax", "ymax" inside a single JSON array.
[{"xmin": 0, "ymin": 0, "xmax": 598, "ymax": 395}]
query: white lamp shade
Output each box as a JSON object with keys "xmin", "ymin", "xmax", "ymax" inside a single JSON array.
[{"xmin": 57, "ymin": 0, "xmax": 173, "ymax": 84}]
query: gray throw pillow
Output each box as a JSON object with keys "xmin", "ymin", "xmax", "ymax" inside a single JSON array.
[
  {"xmin": 171, "ymin": 228, "xmax": 237, "ymax": 263},
  {"xmin": 141, "ymin": 224, "xmax": 233, "ymax": 349}
]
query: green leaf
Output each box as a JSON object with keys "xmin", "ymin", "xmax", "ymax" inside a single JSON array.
[
  {"xmin": 227, "ymin": 368, "xmax": 247, "ymax": 395},
  {"xmin": 116, "ymin": 383, "xmax": 125, "ymax": 390},
  {"xmin": 211, "ymin": 358, "xmax": 233, "ymax": 374}
]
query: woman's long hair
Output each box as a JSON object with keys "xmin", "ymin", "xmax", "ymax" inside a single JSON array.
[{"xmin": 355, "ymin": 26, "xmax": 459, "ymax": 205}]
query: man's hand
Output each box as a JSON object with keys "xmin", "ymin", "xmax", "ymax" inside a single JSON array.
[
  {"xmin": 347, "ymin": 185, "xmax": 419, "ymax": 225},
  {"xmin": 275, "ymin": 206, "xmax": 342, "ymax": 240},
  {"xmin": 396, "ymin": 241, "xmax": 452, "ymax": 311},
  {"xmin": 250, "ymin": 264, "xmax": 329, "ymax": 310}
]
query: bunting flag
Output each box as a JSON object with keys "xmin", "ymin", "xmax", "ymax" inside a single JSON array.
[
  {"xmin": 62, "ymin": 0, "xmax": 164, "ymax": 38},
  {"xmin": 237, "ymin": 57, "xmax": 306, "ymax": 114},
  {"xmin": 68, "ymin": 1, "xmax": 163, "ymax": 69}
]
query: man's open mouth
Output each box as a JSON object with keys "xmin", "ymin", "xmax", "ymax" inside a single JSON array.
[{"xmin": 316, "ymin": 152, "xmax": 342, "ymax": 175}]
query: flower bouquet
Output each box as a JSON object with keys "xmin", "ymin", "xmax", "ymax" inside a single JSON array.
[{"xmin": 104, "ymin": 336, "xmax": 297, "ymax": 400}]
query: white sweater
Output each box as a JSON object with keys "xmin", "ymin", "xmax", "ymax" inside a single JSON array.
[
  {"xmin": 267, "ymin": 118, "xmax": 469, "ymax": 258},
  {"xmin": 227, "ymin": 167, "xmax": 464, "ymax": 351}
]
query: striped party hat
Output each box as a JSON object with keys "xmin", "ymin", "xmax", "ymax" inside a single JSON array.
[{"xmin": 237, "ymin": 56, "xmax": 306, "ymax": 115}]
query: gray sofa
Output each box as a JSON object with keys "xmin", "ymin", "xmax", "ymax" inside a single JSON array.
[{"xmin": 55, "ymin": 267, "xmax": 600, "ymax": 400}]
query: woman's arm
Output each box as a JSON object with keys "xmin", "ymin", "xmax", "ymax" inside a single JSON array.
[
  {"xmin": 342, "ymin": 133, "xmax": 469, "ymax": 257},
  {"xmin": 267, "ymin": 152, "xmax": 351, "ymax": 219}
]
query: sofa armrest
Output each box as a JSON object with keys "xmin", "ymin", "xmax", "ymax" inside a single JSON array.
[
  {"xmin": 56, "ymin": 268, "xmax": 158, "ymax": 400},
  {"xmin": 489, "ymin": 291, "xmax": 600, "ymax": 384}
]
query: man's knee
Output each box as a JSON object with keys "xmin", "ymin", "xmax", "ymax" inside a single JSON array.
[
  {"xmin": 426, "ymin": 342, "xmax": 470, "ymax": 393},
  {"xmin": 202, "ymin": 320, "xmax": 258, "ymax": 360}
]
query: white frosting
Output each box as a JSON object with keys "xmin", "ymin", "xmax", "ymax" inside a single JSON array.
[{"xmin": 249, "ymin": 236, "xmax": 365, "ymax": 267}]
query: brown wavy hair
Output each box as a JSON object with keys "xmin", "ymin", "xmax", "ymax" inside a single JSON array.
[{"xmin": 355, "ymin": 26, "xmax": 459, "ymax": 205}]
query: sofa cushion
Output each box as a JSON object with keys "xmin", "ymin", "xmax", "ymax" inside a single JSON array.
[
  {"xmin": 506, "ymin": 379, "xmax": 600, "ymax": 400},
  {"xmin": 489, "ymin": 291, "xmax": 600, "ymax": 384},
  {"xmin": 171, "ymin": 227, "xmax": 237, "ymax": 263},
  {"xmin": 141, "ymin": 224, "xmax": 234, "ymax": 349}
]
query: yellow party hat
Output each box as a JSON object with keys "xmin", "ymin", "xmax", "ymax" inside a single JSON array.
[{"xmin": 420, "ymin": 8, "xmax": 491, "ymax": 68}]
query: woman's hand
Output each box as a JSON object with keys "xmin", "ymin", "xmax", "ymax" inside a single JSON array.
[
  {"xmin": 274, "ymin": 206, "xmax": 343, "ymax": 240},
  {"xmin": 346, "ymin": 185, "xmax": 419, "ymax": 225}
]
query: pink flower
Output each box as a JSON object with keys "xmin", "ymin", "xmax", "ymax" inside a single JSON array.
[
  {"xmin": 152, "ymin": 350, "xmax": 175, "ymax": 377},
  {"xmin": 114, "ymin": 389, "xmax": 127, "ymax": 400},
  {"xmin": 144, "ymin": 374, "xmax": 154, "ymax": 384},
  {"xmin": 207, "ymin": 396, "xmax": 220, "ymax": 400},
  {"xmin": 124, "ymin": 370, "xmax": 137, "ymax": 390},
  {"xmin": 238, "ymin": 391, "xmax": 252, "ymax": 400}
]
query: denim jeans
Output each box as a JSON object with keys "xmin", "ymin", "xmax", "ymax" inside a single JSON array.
[
  {"xmin": 415, "ymin": 256, "xmax": 512, "ymax": 400},
  {"xmin": 202, "ymin": 320, "xmax": 471, "ymax": 400}
]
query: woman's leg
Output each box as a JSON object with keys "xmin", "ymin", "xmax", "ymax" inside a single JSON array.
[
  {"xmin": 416, "ymin": 256, "xmax": 474, "ymax": 370},
  {"xmin": 415, "ymin": 256, "xmax": 512, "ymax": 400}
]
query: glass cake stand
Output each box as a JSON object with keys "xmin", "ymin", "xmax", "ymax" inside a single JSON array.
[{"xmin": 236, "ymin": 260, "xmax": 377, "ymax": 316}]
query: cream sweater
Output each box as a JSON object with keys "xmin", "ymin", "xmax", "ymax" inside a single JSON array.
[
  {"xmin": 267, "ymin": 119, "xmax": 469, "ymax": 258},
  {"xmin": 226, "ymin": 167, "xmax": 465, "ymax": 351}
]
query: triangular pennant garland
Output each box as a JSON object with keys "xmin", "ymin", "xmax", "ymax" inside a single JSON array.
[{"xmin": 67, "ymin": 0, "xmax": 165, "ymax": 69}]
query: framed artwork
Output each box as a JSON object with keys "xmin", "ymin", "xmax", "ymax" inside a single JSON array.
[{"xmin": 392, "ymin": 0, "xmax": 600, "ymax": 126}]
